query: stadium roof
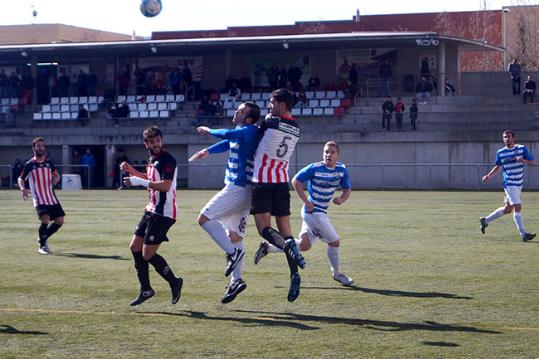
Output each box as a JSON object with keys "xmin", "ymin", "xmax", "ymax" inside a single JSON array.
[{"xmin": 0, "ymin": 31, "xmax": 503, "ymax": 63}]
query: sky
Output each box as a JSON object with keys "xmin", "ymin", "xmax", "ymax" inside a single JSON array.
[{"xmin": 0, "ymin": 0, "xmax": 525, "ymax": 38}]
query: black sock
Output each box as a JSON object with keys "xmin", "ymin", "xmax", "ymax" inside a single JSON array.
[
  {"xmin": 132, "ymin": 251, "xmax": 151, "ymax": 291},
  {"xmin": 46, "ymin": 223, "xmax": 62, "ymax": 239},
  {"xmin": 38, "ymin": 223, "xmax": 48, "ymax": 247},
  {"xmin": 284, "ymin": 236, "xmax": 298, "ymax": 275},
  {"xmin": 261, "ymin": 227, "xmax": 286, "ymax": 249},
  {"xmin": 148, "ymin": 253, "xmax": 176, "ymax": 285}
]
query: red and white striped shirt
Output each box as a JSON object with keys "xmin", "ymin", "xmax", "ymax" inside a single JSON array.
[
  {"xmin": 20, "ymin": 158, "xmax": 60, "ymax": 207},
  {"xmin": 144, "ymin": 151, "xmax": 178, "ymax": 220},
  {"xmin": 253, "ymin": 114, "xmax": 300, "ymax": 184}
]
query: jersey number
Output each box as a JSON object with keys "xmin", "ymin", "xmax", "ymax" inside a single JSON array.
[{"xmin": 276, "ymin": 136, "xmax": 292, "ymax": 158}]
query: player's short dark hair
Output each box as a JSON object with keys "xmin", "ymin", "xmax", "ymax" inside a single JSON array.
[
  {"xmin": 324, "ymin": 141, "xmax": 340, "ymax": 154},
  {"xmin": 32, "ymin": 137, "xmax": 45, "ymax": 149},
  {"xmin": 503, "ymin": 129, "xmax": 515, "ymax": 137},
  {"xmin": 143, "ymin": 126, "xmax": 163, "ymax": 142},
  {"xmin": 271, "ymin": 88, "xmax": 294, "ymax": 111},
  {"xmin": 242, "ymin": 101, "xmax": 261, "ymax": 124}
]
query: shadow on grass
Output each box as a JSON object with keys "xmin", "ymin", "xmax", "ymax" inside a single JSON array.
[
  {"xmin": 0, "ymin": 325, "xmax": 47, "ymax": 335},
  {"xmin": 422, "ymin": 341, "xmax": 460, "ymax": 347},
  {"xmin": 138, "ymin": 310, "xmax": 319, "ymax": 330},
  {"xmin": 53, "ymin": 253, "xmax": 128, "ymax": 260},
  {"xmin": 301, "ymin": 285, "xmax": 473, "ymax": 299},
  {"xmin": 232, "ymin": 310, "xmax": 500, "ymax": 334}
]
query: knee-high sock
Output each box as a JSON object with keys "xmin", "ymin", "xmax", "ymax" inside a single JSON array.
[
  {"xmin": 46, "ymin": 223, "xmax": 62, "ymax": 239},
  {"xmin": 38, "ymin": 223, "xmax": 48, "ymax": 247},
  {"xmin": 261, "ymin": 227, "xmax": 286, "ymax": 249},
  {"xmin": 231, "ymin": 241, "xmax": 244, "ymax": 282},
  {"xmin": 485, "ymin": 207, "xmax": 505, "ymax": 223},
  {"xmin": 513, "ymin": 212, "xmax": 526, "ymax": 236},
  {"xmin": 327, "ymin": 246, "xmax": 340, "ymax": 274},
  {"xmin": 201, "ymin": 220, "xmax": 235, "ymax": 254},
  {"xmin": 284, "ymin": 236, "xmax": 298, "ymax": 275},
  {"xmin": 148, "ymin": 253, "xmax": 176, "ymax": 285},
  {"xmin": 132, "ymin": 251, "xmax": 151, "ymax": 291}
]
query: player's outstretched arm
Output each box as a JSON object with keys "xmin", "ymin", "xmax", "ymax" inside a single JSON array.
[
  {"xmin": 291, "ymin": 177, "xmax": 314, "ymax": 212},
  {"xmin": 482, "ymin": 165, "xmax": 501, "ymax": 183},
  {"xmin": 333, "ymin": 188, "xmax": 351, "ymax": 205},
  {"xmin": 17, "ymin": 177, "xmax": 29, "ymax": 200},
  {"xmin": 188, "ymin": 148, "xmax": 209, "ymax": 162},
  {"xmin": 120, "ymin": 161, "xmax": 147, "ymax": 179}
]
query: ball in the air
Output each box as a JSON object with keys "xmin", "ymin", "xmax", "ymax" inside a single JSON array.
[{"xmin": 140, "ymin": 0, "xmax": 162, "ymax": 17}]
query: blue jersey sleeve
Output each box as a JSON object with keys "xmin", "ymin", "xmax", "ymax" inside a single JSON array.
[
  {"xmin": 495, "ymin": 151, "xmax": 502, "ymax": 166},
  {"xmin": 209, "ymin": 127, "xmax": 248, "ymax": 141},
  {"xmin": 523, "ymin": 146, "xmax": 534, "ymax": 161},
  {"xmin": 293, "ymin": 163, "xmax": 316, "ymax": 183},
  {"xmin": 340, "ymin": 167, "xmax": 351, "ymax": 189},
  {"xmin": 207, "ymin": 140, "xmax": 230, "ymax": 154}
]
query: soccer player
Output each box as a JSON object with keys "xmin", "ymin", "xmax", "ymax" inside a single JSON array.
[
  {"xmin": 18, "ymin": 137, "xmax": 65, "ymax": 255},
  {"xmin": 251, "ymin": 88, "xmax": 305, "ymax": 302},
  {"xmin": 120, "ymin": 126, "xmax": 183, "ymax": 306},
  {"xmin": 480, "ymin": 130, "xmax": 536, "ymax": 242},
  {"xmin": 254, "ymin": 141, "xmax": 354, "ymax": 286},
  {"xmin": 189, "ymin": 102, "xmax": 260, "ymax": 304}
]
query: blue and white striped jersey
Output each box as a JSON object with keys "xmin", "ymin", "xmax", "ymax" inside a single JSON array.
[
  {"xmin": 495, "ymin": 144, "xmax": 534, "ymax": 188},
  {"xmin": 207, "ymin": 124, "xmax": 259, "ymax": 187},
  {"xmin": 293, "ymin": 161, "xmax": 351, "ymax": 214}
]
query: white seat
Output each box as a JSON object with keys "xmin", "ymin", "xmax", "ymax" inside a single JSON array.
[
  {"xmin": 175, "ymin": 94, "xmax": 185, "ymax": 102},
  {"xmin": 60, "ymin": 97, "xmax": 69, "ymax": 104},
  {"xmin": 52, "ymin": 112, "xmax": 61, "ymax": 120},
  {"xmin": 255, "ymin": 100, "xmax": 265, "ymax": 109},
  {"xmin": 325, "ymin": 90, "xmax": 337, "ymax": 99},
  {"xmin": 0, "ymin": 98, "xmax": 8, "ymax": 105},
  {"xmin": 9, "ymin": 98, "xmax": 18, "ymax": 105},
  {"xmin": 139, "ymin": 110, "xmax": 149, "ymax": 118},
  {"xmin": 219, "ymin": 93, "xmax": 228, "ymax": 101},
  {"xmin": 225, "ymin": 109, "xmax": 235, "ymax": 117},
  {"xmin": 240, "ymin": 93, "xmax": 250, "ymax": 101},
  {"xmin": 51, "ymin": 104, "xmax": 60, "ymax": 112},
  {"xmin": 305, "ymin": 91, "xmax": 315, "ymax": 99},
  {"xmin": 61, "ymin": 112, "xmax": 70, "ymax": 120},
  {"xmin": 165, "ymin": 95, "xmax": 175, "ymax": 102},
  {"xmin": 61, "ymin": 105, "xmax": 70, "ymax": 112},
  {"xmin": 315, "ymin": 91, "xmax": 326, "ymax": 99},
  {"xmin": 89, "ymin": 104, "xmax": 98, "ymax": 112},
  {"xmin": 146, "ymin": 95, "xmax": 156, "ymax": 102},
  {"xmin": 148, "ymin": 103, "xmax": 157, "ymax": 111},
  {"xmin": 223, "ymin": 100, "xmax": 234, "ymax": 109},
  {"xmin": 126, "ymin": 95, "xmax": 136, "ymax": 103},
  {"xmin": 323, "ymin": 108, "xmax": 334, "ymax": 116},
  {"xmin": 260, "ymin": 108, "xmax": 269, "ymax": 116},
  {"xmin": 137, "ymin": 103, "xmax": 147, "ymax": 111},
  {"xmin": 117, "ymin": 95, "xmax": 127, "ymax": 102},
  {"xmin": 149, "ymin": 110, "xmax": 159, "ymax": 118},
  {"xmin": 302, "ymin": 108, "xmax": 313, "ymax": 116},
  {"xmin": 70, "ymin": 112, "xmax": 78, "ymax": 120},
  {"xmin": 42, "ymin": 105, "xmax": 51, "ymax": 112},
  {"xmin": 130, "ymin": 111, "xmax": 139, "ymax": 118},
  {"xmin": 43, "ymin": 112, "xmax": 52, "ymax": 120},
  {"xmin": 308, "ymin": 99, "xmax": 319, "ymax": 108},
  {"xmin": 251, "ymin": 93, "xmax": 261, "ymax": 100},
  {"xmin": 330, "ymin": 99, "xmax": 341, "ymax": 107},
  {"xmin": 261, "ymin": 93, "xmax": 271, "ymax": 100},
  {"xmin": 319, "ymin": 99, "xmax": 330, "ymax": 107},
  {"xmin": 159, "ymin": 110, "xmax": 169, "ymax": 118},
  {"xmin": 50, "ymin": 97, "xmax": 60, "ymax": 104},
  {"xmin": 70, "ymin": 104, "xmax": 78, "ymax": 112},
  {"xmin": 69, "ymin": 96, "xmax": 78, "ymax": 104},
  {"xmin": 88, "ymin": 96, "xmax": 98, "ymax": 104},
  {"xmin": 97, "ymin": 96, "xmax": 104, "ymax": 103},
  {"xmin": 33, "ymin": 113, "xmax": 42, "ymax": 120},
  {"xmin": 291, "ymin": 108, "xmax": 301, "ymax": 116},
  {"xmin": 168, "ymin": 102, "xmax": 178, "ymax": 111},
  {"xmin": 158, "ymin": 102, "xmax": 167, "ymax": 110},
  {"xmin": 155, "ymin": 95, "xmax": 165, "ymax": 102},
  {"xmin": 336, "ymin": 91, "xmax": 345, "ymax": 98},
  {"xmin": 313, "ymin": 108, "xmax": 324, "ymax": 116},
  {"xmin": 78, "ymin": 96, "xmax": 88, "ymax": 104}
]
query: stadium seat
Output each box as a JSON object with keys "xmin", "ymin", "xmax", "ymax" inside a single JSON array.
[
  {"xmin": 9, "ymin": 98, "xmax": 18, "ymax": 105},
  {"xmin": 130, "ymin": 111, "xmax": 139, "ymax": 118},
  {"xmin": 43, "ymin": 113, "xmax": 52, "ymax": 120},
  {"xmin": 146, "ymin": 95, "xmax": 156, "ymax": 102},
  {"xmin": 69, "ymin": 97, "xmax": 78, "ymax": 104},
  {"xmin": 305, "ymin": 91, "xmax": 315, "ymax": 99},
  {"xmin": 255, "ymin": 100, "xmax": 265, "ymax": 109},
  {"xmin": 319, "ymin": 99, "xmax": 330, "ymax": 107},
  {"xmin": 240, "ymin": 93, "xmax": 250, "ymax": 101},
  {"xmin": 97, "ymin": 96, "xmax": 104, "ymax": 103},
  {"xmin": 223, "ymin": 100, "xmax": 235, "ymax": 110},
  {"xmin": 308, "ymin": 99, "xmax": 319, "ymax": 108},
  {"xmin": 302, "ymin": 108, "xmax": 313, "ymax": 116},
  {"xmin": 168, "ymin": 102, "xmax": 178, "ymax": 111},
  {"xmin": 175, "ymin": 94, "xmax": 185, "ymax": 103},
  {"xmin": 226, "ymin": 109, "xmax": 235, "ymax": 117},
  {"xmin": 88, "ymin": 96, "xmax": 98, "ymax": 104},
  {"xmin": 89, "ymin": 104, "xmax": 98, "ymax": 112},
  {"xmin": 159, "ymin": 110, "xmax": 169, "ymax": 118},
  {"xmin": 292, "ymin": 108, "xmax": 301, "ymax": 116},
  {"xmin": 61, "ymin": 112, "xmax": 70, "ymax": 120},
  {"xmin": 51, "ymin": 104, "xmax": 60, "ymax": 112},
  {"xmin": 315, "ymin": 91, "xmax": 326, "ymax": 99},
  {"xmin": 313, "ymin": 108, "xmax": 324, "ymax": 116},
  {"xmin": 61, "ymin": 105, "xmax": 70, "ymax": 112},
  {"xmin": 323, "ymin": 108, "xmax": 334, "ymax": 116},
  {"xmin": 251, "ymin": 92, "xmax": 261, "ymax": 100},
  {"xmin": 261, "ymin": 93, "xmax": 271, "ymax": 100},
  {"xmin": 158, "ymin": 102, "xmax": 167, "ymax": 110},
  {"xmin": 52, "ymin": 112, "xmax": 61, "ymax": 120},
  {"xmin": 60, "ymin": 97, "xmax": 69, "ymax": 104},
  {"xmin": 70, "ymin": 112, "xmax": 78, "ymax": 120},
  {"xmin": 148, "ymin": 103, "xmax": 157, "ymax": 111},
  {"xmin": 1, "ymin": 98, "xmax": 8, "ymax": 105},
  {"xmin": 42, "ymin": 105, "xmax": 51, "ymax": 112},
  {"xmin": 70, "ymin": 104, "xmax": 78, "ymax": 112},
  {"xmin": 156, "ymin": 95, "xmax": 165, "ymax": 102},
  {"xmin": 139, "ymin": 110, "xmax": 149, "ymax": 118},
  {"xmin": 137, "ymin": 103, "xmax": 147, "ymax": 111},
  {"xmin": 79, "ymin": 96, "xmax": 88, "ymax": 104},
  {"xmin": 149, "ymin": 110, "xmax": 159, "ymax": 118},
  {"xmin": 117, "ymin": 95, "xmax": 127, "ymax": 102},
  {"xmin": 33, "ymin": 113, "xmax": 42, "ymax": 120},
  {"xmin": 126, "ymin": 95, "xmax": 136, "ymax": 103},
  {"xmin": 50, "ymin": 97, "xmax": 60, "ymax": 104},
  {"xmin": 326, "ymin": 90, "xmax": 337, "ymax": 99},
  {"xmin": 330, "ymin": 99, "xmax": 341, "ymax": 107},
  {"xmin": 165, "ymin": 95, "xmax": 175, "ymax": 102},
  {"xmin": 336, "ymin": 90, "xmax": 345, "ymax": 98}
]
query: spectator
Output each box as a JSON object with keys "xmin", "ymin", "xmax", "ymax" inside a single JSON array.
[
  {"xmin": 277, "ymin": 65, "xmax": 288, "ymax": 88},
  {"xmin": 168, "ymin": 66, "xmax": 182, "ymax": 95},
  {"xmin": 12, "ymin": 158, "xmax": 22, "ymax": 187},
  {"xmin": 77, "ymin": 69, "xmax": 88, "ymax": 96},
  {"xmin": 72, "ymin": 150, "xmax": 82, "ymax": 177},
  {"xmin": 381, "ymin": 96, "xmax": 394, "ymax": 131},
  {"xmin": 81, "ymin": 148, "xmax": 96, "ymax": 188},
  {"xmin": 228, "ymin": 82, "xmax": 241, "ymax": 101},
  {"xmin": 349, "ymin": 63, "xmax": 358, "ymax": 88},
  {"xmin": 338, "ymin": 59, "xmax": 351, "ymax": 83},
  {"xmin": 288, "ymin": 65, "xmax": 303, "ymax": 90},
  {"xmin": 409, "ymin": 98, "xmax": 418, "ymax": 131},
  {"xmin": 394, "ymin": 97, "xmax": 405, "ymax": 131},
  {"xmin": 238, "ymin": 75, "xmax": 252, "ymax": 93},
  {"xmin": 77, "ymin": 104, "xmax": 90, "ymax": 127},
  {"xmin": 57, "ymin": 68, "xmax": 70, "ymax": 97},
  {"xmin": 88, "ymin": 70, "xmax": 98, "ymax": 96},
  {"xmin": 420, "ymin": 57, "xmax": 431, "ymax": 79},
  {"xmin": 0, "ymin": 69, "xmax": 7, "ymax": 98},
  {"xmin": 444, "ymin": 79, "xmax": 456, "ymax": 96},
  {"xmin": 522, "ymin": 75, "xmax": 536, "ymax": 104},
  {"xmin": 378, "ymin": 59, "xmax": 392, "ymax": 97},
  {"xmin": 306, "ymin": 74, "xmax": 321, "ymax": 91},
  {"xmin": 508, "ymin": 59, "xmax": 522, "ymax": 95},
  {"xmin": 118, "ymin": 65, "xmax": 131, "ymax": 95},
  {"xmin": 181, "ymin": 62, "xmax": 193, "ymax": 97},
  {"xmin": 415, "ymin": 76, "xmax": 433, "ymax": 105},
  {"xmin": 294, "ymin": 90, "xmax": 308, "ymax": 108},
  {"xmin": 266, "ymin": 63, "xmax": 279, "ymax": 90},
  {"xmin": 8, "ymin": 72, "xmax": 21, "ymax": 98}
]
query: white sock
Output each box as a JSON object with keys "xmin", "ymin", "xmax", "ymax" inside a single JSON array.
[
  {"xmin": 485, "ymin": 207, "xmax": 505, "ymax": 223},
  {"xmin": 267, "ymin": 243, "xmax": 283, "ymax": 253},
  {"xmin": 231, "ymin": 240, "xmax": 244, "ymax": 282},
  {"xmin": 513, "ymin": 212, "xmax": 526, "ymax": 236},
  {"xmin": 201, "ymin": 220, "xmax": 234, "ymax": 254},
  {"xmin": 327, "ymin": 246, "xmax": 340, "ymax": 274}
]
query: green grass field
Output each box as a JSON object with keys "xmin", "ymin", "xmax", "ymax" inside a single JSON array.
[{"xmin": 0, "ymin": 189, "xmax": 538, "ymax": 358}]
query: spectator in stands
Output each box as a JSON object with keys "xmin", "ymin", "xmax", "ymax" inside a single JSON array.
[
  {"xmin": 212, "ymin": 100, "xmax": 223, "ymax": 117},
  {"xmin": 169, "ymin": 66, "xmax": 182, "ymax": 95},
  {"xmin": 306, "ymin": 74, "xmax": 321, "ymax": 91},
  {"xmin": 8, "ymin": 72, "xmax": 21, "ymax": 98},
  {"xmin": 338, "ymin": 59, "xmax": 351, "ymax": 83},
  {"xmin": 81, "ymin": 148, "xmax": 96, "ymax": 188},
  {"xmin": 238, "ymin": 75, "xmax": 252, "ymax": 93},
  {"xmin": 444, "ymin": 79, "xmax": 456, "ymax": 96},
  {"xmin": 294, "ymin": 90, "xmax": 308, "ymax": 108},
  {"xmin": 12, "ymin": 158, "xmax": 22, "ymax": 187},
  {"xmin": 77, "ymin": 104, "xmax": 90, "ymax": 127},
  {"xmin": 409, "ymin": 98, "xmax": 418, "ymax": 131},
  {"xmin": 267, "ymin": 63, "xmax": 279, "ymax": 90},
  {"xmin": 522, "ymin": 75, "xmax": 536, "ymax": 104},
  {"xmin": 381, "ymin": 96, "xmax": 394, "ymax": 131},
  {"xmin": 508, "ymin": 58, "xmax": 522, "ymax": 95},
  {"xmin": 77, "ymin": 69, "xmax": 88, "ymax": 96},
  {"xmin": 394, "ymin": 97, "xmax": 405, "ymax": 131},
  {"xmin": 113, "ymin": 150, "xmax": 129, "ymax": 188},
  {"xmin": 134, "ymin": 67, "xmax": 147, "ymax": 95},
  {"xmin": 21, "ymin": 73, "xmax": 34, "ymax": 105},
  {"xmin": 420, "ymin": 57, "xmax": 431, "ymax": 79},
  {"xmin": 88, "ymin": 70, "xmax": 98, "ymax": 96},
  {"xmin": 288, "ymin": 65, "xmax": 302, "ymax": 91},
  {"xmin": 277, "ymin": 65, "xmax": 288, "ymax": 88},
  {"xmin": 228, "ymin": 82, "xmax": 241, "ymax": 101},
  {"xmin": 118, "ymin": 65, "xmax": 131, "ymax": 95},
  {"xmin": 378, "ymin": 59, "xmax": 392, "ymax": 97},
  {"xmin": 0, "ymin": 70, "xmax": 7, "ymax": 98},
  {"xmin": 117, "ymin": 102, "xmax": 129, "ymax": 118},
  {"xmin": 349, "ymin": 63, "xmax": 358, "ymax": 88},
  {"xmin": 415, "ymin": 76, "xmax": 433, "ymax": 105},
  {"xmin": 181, "ymin": 62, "xmax": 193, "ymax": 97},
  {"xmin": 57, "ymin": 68, "xmax": 70, "ymax": 98}
]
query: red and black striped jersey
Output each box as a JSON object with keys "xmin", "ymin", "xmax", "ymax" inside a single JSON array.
[
  {"xmin": 253, "ymin": 114, "xmax": 300, "ymax": 183},
  {"xmin": 20, "ymin": 158, "xmax": 60, "ymax": 207},
  {"xmin": 145, "ymin": 150, "xmax": 178, "ymax": 219}
]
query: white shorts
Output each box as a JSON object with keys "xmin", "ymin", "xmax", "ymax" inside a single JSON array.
[
  {"xmin": 200, "ymin": 183, "xmax": 252, "ymax": 238},
  {"xmin": 299, "ymin": 211, "xmax": 339, "ymax": 245},
  {"xmin": 504, "ymin": 186, "xmax": 522, "ymax": 205}
]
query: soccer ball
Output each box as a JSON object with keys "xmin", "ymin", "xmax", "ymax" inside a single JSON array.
[{"xmin": 140, "ymin": 0, "xmax": 162, "ymax": 17}]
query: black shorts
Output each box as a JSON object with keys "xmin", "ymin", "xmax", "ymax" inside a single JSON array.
[
  {"xmin": 251, "ymin": 183, "xmax": 291, "ymax": 217},
  {"xmin": 134, "ymin": 211, "xmax": 176, "ymax": 245},
  {"xmin": 36, "ymin": 204, "xmax": 65, "ymax": 220}
]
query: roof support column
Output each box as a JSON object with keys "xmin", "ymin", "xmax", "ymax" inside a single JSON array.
[
  {"xmin": 437, "ymin": 40, "xmax": 446, "ymax": 96},
  {"xmin": 224, "ymin": 49, "xmax": 232, "ymax": 80},
  {"xmin": 30, "ymin": 56, "xmax": 37, "ymax": 105}
]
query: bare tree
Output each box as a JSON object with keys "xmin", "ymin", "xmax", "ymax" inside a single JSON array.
[{"xmin": 505, "ymin": 0, "xmax": 539, "ymax": 70}]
